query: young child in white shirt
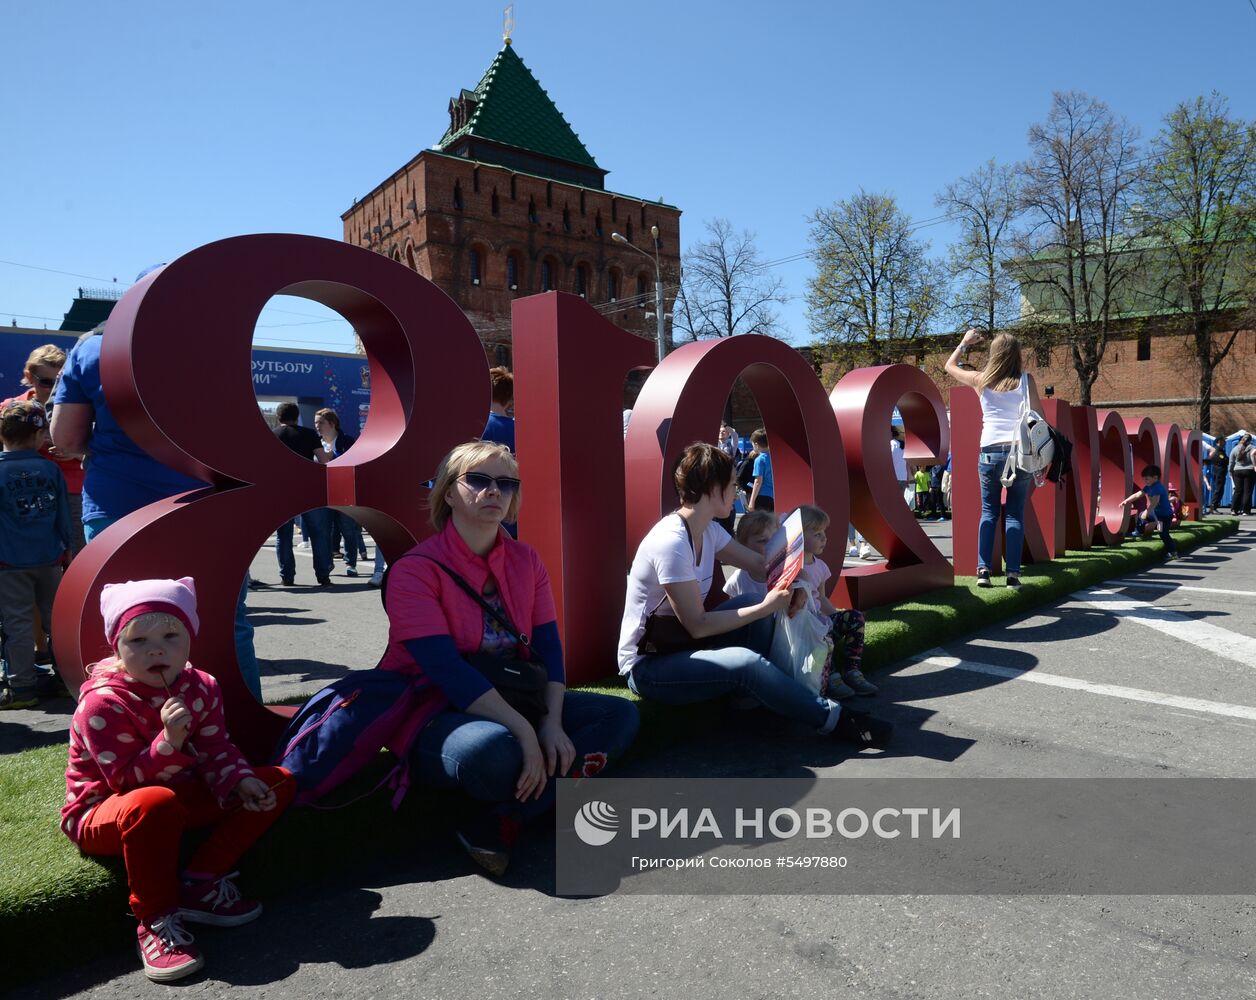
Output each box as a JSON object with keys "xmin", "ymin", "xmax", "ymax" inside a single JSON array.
[{"xmin": 796, "ymin": 505, "xmax": 875, "ymax": 699}]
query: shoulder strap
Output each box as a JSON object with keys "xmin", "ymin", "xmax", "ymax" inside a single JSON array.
[
  {"xmin": 412, "ymin": 554, "xmax": 532, "ymax": 650},
  {"xmin": 644, "ymin": 514, "xmax": 696, "ymax": 618}
]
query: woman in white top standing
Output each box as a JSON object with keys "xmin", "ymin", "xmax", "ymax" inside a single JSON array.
[
  {"xmin": 944, "ymin": 328, "xmax": 1041, "ymax": 589},
  {"xmin": 617, "ymin": 443, "xmax": 893, "ymax": 748}
]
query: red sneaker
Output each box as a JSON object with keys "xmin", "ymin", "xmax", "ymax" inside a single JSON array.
[
  {"xmin": 136, "ymin": 911, "xmax": 203, "ymax": 982},
  {"xmin": 178, "ymin": 871, "xmax": 262, "ymax": 927}
]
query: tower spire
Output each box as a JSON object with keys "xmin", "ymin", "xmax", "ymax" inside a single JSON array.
[{"xmin": 503, "ymin": 4, "xmax": 514, "ymax": 45}]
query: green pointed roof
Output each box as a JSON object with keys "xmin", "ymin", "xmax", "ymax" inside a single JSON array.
[{"xmin": 437, "ymin": 44, "xmax": 601, "ymax": 171}]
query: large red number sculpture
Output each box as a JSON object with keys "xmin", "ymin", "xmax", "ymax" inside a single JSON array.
[
  {"xmin": 48, "ymin": 232, "xmax": 1206, "ymax": 745},
  {"xmin": 512, "ymin": 293, "xmax": 655, "ymax": 685},
  {"xmin": 830, "ymin": 365, "xmax": 951, "ymax": 607},
  {"xmin": 1179, "ymin": 428, "xmax": 1206, "ymax": 515},
  {"xmin": 624, "ymin": 334, "xmax": 848, "ymax": 584},
  {"xmin": 1094, "ymin": 410, "xmax": 1134, "ymax": 544},
  {"xmin": 51, "ymin": 235, "xmax": 488, "ymax": 758}
]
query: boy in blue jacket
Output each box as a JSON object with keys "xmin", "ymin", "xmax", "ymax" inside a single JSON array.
[
  {"xmin": 1119, "ymin": 464, "xmax": 1179, "ymax": 560},
  {"xmin": 0, "ymin": 400, "xmax": 71, "ymax": 708}
]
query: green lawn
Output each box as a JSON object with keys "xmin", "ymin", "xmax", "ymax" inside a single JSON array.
[{"xmin": 0, "ymin": 517, "xmax": 1237, "ymax": 985}]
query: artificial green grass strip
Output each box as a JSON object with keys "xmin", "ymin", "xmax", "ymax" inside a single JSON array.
[
  {"xmin": 861, "ymin": 518, "xmax": 1237, "ymax": 669},
  {"xmin": 0, "ymin": 517, "xmax": 1237, "ymax": 986}
]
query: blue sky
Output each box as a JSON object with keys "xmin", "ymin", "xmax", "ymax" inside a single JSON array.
[{"xmin": 4, "ymin": 0, "xmax": 1254, "ymax": 351}]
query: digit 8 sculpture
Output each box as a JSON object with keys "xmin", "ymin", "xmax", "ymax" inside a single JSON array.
[
  {"xmin": 830, "ymin": 364, "xmax": 951, "ymax": 606},
  {"xmin": 51, "ymin": 234, "xmax": 488, "ymax": 760}
]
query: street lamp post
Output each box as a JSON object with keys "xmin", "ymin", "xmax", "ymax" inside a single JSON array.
[{"xmin": 612, "ymin": 227, "xmax": 667, "ymax": 363}]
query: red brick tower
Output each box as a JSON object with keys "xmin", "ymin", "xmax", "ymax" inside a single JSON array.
[{"xmin": 341, "ymin": 40, "xmax": 682, "ymax": 363}]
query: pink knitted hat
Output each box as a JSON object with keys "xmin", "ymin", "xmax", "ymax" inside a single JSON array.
[{"xmin": 100, "ymin": 577, "xmax": 200, "ymax": 649}]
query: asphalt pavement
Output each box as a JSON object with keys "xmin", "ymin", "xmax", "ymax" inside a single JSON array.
[{"xmin": 9, "ymin": 519, "xmax": 1256, "ymax": 999}]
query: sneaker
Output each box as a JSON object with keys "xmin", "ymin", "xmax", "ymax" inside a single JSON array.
[
  {"xmin": 858, "ymin": 542, "xmax": 875, "ymax": 560},
  {"xmin": 1166, "ymin": 551, "xmax": 1179, "ymax": 561},
  {"xmin": 932, "ymin": 516, "xmax": 947, "ymax": 522},
  {"xmin": 455, "ymin": 812, "xmax": 522, "ymax": 877},
  {"xmin": 136, "ymin": 911, "xmax": 203, "ymax": 982},
  {"xmin": 827, "ymin": 677, "xmax": 857, "ymax": 700},
  {"xmin": 1006, "ymin": 575, "xmax": 1022, "ymax": 589},
  {"xmin": 846, "ymin": 545, "xmax": 860, "ymax": 559},
  {"xmin": 344, "ymin": 566, "xmax": 359, "ymax": 577},
  {"xmin": 369, "ymin": 571, "xmax": 384, "ymax": 588},
  {"xmin": 298, "ymin": 540, "xmax": 310, "ymax": 550},
  {"xmin": 832, "ymin": 708, "xmax": 893, "ymax": 749},
  {"xmin": 178, "ymin": 871, "xmax": 262, "ymax": 927},
  {"xmin": 0, "ymin": 686, "xmax": 39, "ymax": 711},
  {"xmin": 976, "ymin": 568, "xmax": 992, "ymax": 588},
  {"xmin": 843, "ymin": 670, "xmax": 879, "ymax": 696}
]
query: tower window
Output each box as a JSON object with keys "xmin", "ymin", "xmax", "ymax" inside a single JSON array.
[
  {"xmin": 1137, "ymin": 329, "xmax": 1151, "ymax": 361},
  {"xmin": 637, "ymin": 274, "xmax": 648, "ymax": 302},
  {"xmin": 563, "ymin": 206, "xmax": 571, "ymax": 233},
  {"xmin": 580, "ymin": 191, "xmax": 586, "ymax": 215},
  {"xmin": 507, "ymin": 253, "xmax": 519, "ymax": 290},
  {"xmin": 546, "ymin": 182, "xmax": 553, "ymax": 208},
  {"xmin": 491, "ymin": 189, "xmax": 499, "ymax": 216},
  {"xmin": 594, "ymin": 211, "xmax": 603, "ymax": 237},
  {"xmin": 469, "ymin": 248, "xmax": 481, "ymax": 285},
  {"xmin": 626, "ymin": 218, "xmax": 633, "ymax": 242},
  {"xmin": 510, "ymin": 175, "xmax": 517, "ymax": 200},
  {"xmin": 453, "ymin": 182, "xmax": 463, "ymax": 211},
  {"xmin": 472, "ymin": 167, "xmax": 480, "ymax": 193},
  {"xmin": 542, "ymin": 259, "xmax": 555, "ymax": 292},
  {"xmin": 528, "ymin": 198, "xmax": 538, "ymax": 224},
  {"xmin": 611, "ymin": 198, "xmax": 618, "ymax": 222},
  {"xmin": 576, "ymin": 264, "xmax": 589, "ymax": 298},
  {"xmin": 641, "ymin": 205, "xmax": 646, "ymax": 226},
  {"xmin": 607, "ymin": 270, "xmax": 619, "ymax": 302}
]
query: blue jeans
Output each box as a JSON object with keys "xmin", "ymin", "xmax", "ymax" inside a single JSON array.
[
  {"xmin": 276, "ymin": 508, "xmax": 333, "ymax": 581},
  {"xmin": 83, "ymin": 515, "xmax": 260, "ymax": 699},
  {"xmin": 411, "ymin": 691, "xmax": 640, "ymax": 819},
  {"xmin": 1204, "ymin": 466, "xmax": 1222, "ymax": 511},
  {"xmin": 978, "ymin": 448, "xmax": 1032, "ymax": 576},
  {"xmin": 330, "ymin": 511, "xmax": 363, "ymax": 569},
  {"xmin": 627, "ymin": 595, "xmax": 839, "ymax": 731}
]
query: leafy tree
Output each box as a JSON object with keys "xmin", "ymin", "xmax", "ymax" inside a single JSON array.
[
  {"xmin": 936, "ymin": 160, "xmax": 1022, "ymax": 335},
  {"xmin": 673, "ymin": 218, "xmax": 788, "ymax": 342},
  {"xmin": 1008, "ymin": 91, "xmax": 1141, "ymax": 405},
  {"xmin": 806, "ymin": 190, "xmax": 944, "ymax": 366},
  {"xmin": 1135, "ymin": 93, "xmax": 1256, "ymax": 432}
]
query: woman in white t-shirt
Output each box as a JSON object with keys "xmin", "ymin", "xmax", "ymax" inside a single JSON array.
[
  {"xmin": 617, "ymin": 443, "xmax": 893, "ymax": 749},
  {"xmin": 944, "ymin": 328, "xmax": 1042, "ymax": 589}
]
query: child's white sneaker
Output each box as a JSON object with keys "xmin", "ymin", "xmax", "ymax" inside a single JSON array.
[{"xmin": 137, "ymin": 911, "xmax": 203, "ymax": 982}]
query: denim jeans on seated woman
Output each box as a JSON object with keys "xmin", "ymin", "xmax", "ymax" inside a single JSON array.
[
  {"xmin": 411, "ymin": 691, "xmax": 640, "ymax": 820},
  {"xmin": 627, "ymin": 594, "xmax": 839, "ymax": 732},
  {"xmin": 978, "ymin": 447, "xmax": 1033, "ymax": 576}
]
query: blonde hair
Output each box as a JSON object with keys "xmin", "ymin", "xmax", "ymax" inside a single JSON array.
[
  {"xmin": 977, "ymin": 333, "xmax": 1023, "ymax": 393},
  {"xmin": 429, "ymin": 440, "xmax": 521, "ymax": 531},
  {"xmin": 314, "ymin": 407, "xmax": 341, "ymax": 432},
  {"xmin": 735, "ymin": 509, "xmax": 779, "ymax": 544},
  {"xmin": 23, "ymin": 344, "xmax": 66, "ymax": 383},
  {"xmin": 798, "ymin": 504, "xmax": 831, "ymax": 534}
]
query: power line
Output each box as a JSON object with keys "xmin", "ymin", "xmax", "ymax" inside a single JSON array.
[{"xmin": 0, "ymin": 259, "xmax": 126, "ymax": 284}]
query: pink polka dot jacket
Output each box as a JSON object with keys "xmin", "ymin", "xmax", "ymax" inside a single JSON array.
[{"xmin": 61, "ymin": 664, "xmax": 256, "ymax": 843}]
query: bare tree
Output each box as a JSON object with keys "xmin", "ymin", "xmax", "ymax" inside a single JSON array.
[
  {"xmin": 1008, "ymin": 91, "xmax": 1141, "ymax": 405},
  {"xmin": 1135, "ymin": 93, "xmax": 1256, "ymax": 432},
  {"xmin": 806, "ymin": 190, "xmax": 945, "ymax": 366},
  {"xmin": 672, "ymin": 218, "xmax": 788, "ymax": 342},
  {"xmin": 936, "ymin": 160, "xmax": 1022, "ymax": 334}
]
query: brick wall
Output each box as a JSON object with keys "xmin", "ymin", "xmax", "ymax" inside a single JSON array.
[{"xmin": 342, "ymin": 152, "xmax": 681, "ymax": 363}]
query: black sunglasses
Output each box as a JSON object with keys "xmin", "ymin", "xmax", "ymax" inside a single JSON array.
[
  {"xmin": 32, "ymin": 375, "xmax": 58, "ymax": 388},
  {"xmin": 459, "ymin": 472, "xmax": 521, "ymax": 496}
]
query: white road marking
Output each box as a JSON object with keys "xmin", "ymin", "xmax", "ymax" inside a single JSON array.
[
  {"xmin": 1082, "ymin": 588, "xmax": 1256, "ymax": 668},
  {"xmin": 1114, "ymin": 580, "xmax": 1256, "ymax": 598},
  {"xmin": 910, "ymin": 651, "xmax": 1256, "ymax": 722}
]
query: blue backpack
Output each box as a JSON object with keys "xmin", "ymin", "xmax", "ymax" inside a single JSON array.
[{"xmin": 271, "ymin": 668, "xmax": 442, "ymax": 809}]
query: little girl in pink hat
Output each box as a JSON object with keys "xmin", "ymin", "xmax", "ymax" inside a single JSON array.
[{"xmin": 62, "ymin": 577, "xmax": 295, "ymax": 983}]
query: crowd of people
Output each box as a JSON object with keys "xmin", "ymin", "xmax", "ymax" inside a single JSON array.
[{"xmin": 0, "ymin": 324, "xmax": 1244, "ymax": 982}]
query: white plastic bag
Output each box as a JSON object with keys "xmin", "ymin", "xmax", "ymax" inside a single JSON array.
[{"xmin": 777, "ymin": 608, "xmax": 833, "ymax": 697}]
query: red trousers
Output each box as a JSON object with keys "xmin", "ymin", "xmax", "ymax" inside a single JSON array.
[{"xmin": 77, "ymin": 766, "xmax": 295, "ymax": 920}]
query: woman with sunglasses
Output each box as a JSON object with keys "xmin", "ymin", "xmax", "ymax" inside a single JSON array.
[
  {"xmin": 379, "ymin": 441, "xmax": 639, "ymax": 876},
  {"xmin": 618, "ymin": 442, "xmax": 893, "ymax": 749}
]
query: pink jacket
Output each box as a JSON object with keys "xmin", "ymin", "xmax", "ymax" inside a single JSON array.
[
  {"xmin": 61, "ymin": 664, "xmax": 255, "ymax": 843},
  {"xmin": 379, "ymin": 520, "xmax": 557, "ymax": 668}
]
